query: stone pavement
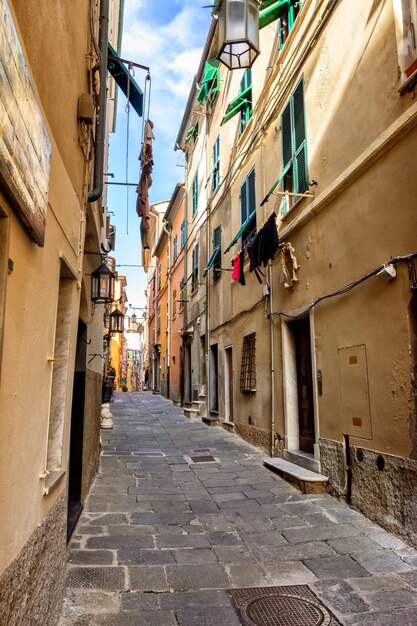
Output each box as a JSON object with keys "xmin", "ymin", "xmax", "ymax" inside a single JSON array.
[{"xmin": 60, "ymin": 392, "xmax": 417, "ymax": 626}]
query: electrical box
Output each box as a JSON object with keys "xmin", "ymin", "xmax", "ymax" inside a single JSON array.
[
  {"xmin": 77, "ymin": 93, "xmax": 94, "ymax": 125},
  {"xmin": 338, "ymin": 344, "xmax": 372, "ymax": 439}
]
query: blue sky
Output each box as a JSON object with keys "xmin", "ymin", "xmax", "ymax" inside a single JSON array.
[{"xmin": 107, "ymin": 0, "xmax": 211, "ymax": 312}]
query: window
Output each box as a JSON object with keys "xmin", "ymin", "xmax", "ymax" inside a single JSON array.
[
  {"xmin": 173, "ymin": 235, "xmax": 178, "ymax": 262},
  {"xmin": 157, "ymin": 262, "xmax": 162, "ymax": 290},
  {"xmin": 204, "ymin": 226, "xmax": 222, "ymax": 280},
  {"xmin": 197, "ymin": 58, "xmax": 220, "ymax": 104},
  {"xmin": 259, "ymin": 0, "xmax": 301, "ymax": 49},
  {"xmin": 212, "ymin": 136, "xmax": 220, "ymax": 192},
  {"xmin": 395, "ymin": 0, "xmax": 417, "ymax": 79},
  {"xmin": 280, "ymin": 77, "xmax": 308, "ymax": 215},
  {"xmin": 191, "ymin": 244, "xmax": 199, "ymax": 293},
  {"xmin": 221, "ymin": 68, "xmax": 252, "ymax": 134},
  {"xmin": 192, "ymin": 173, "xmax": 198, "ymax": 218},
  {"xmin": 240, "ymin": 168, "xmax": 256, "ymax": 244},
  {"xmin": 240, "ymin": 332, "xmax": 256, "ymax": 393},
  {"xmin": 181, "ymin": 219, "xmax": 186, "ymax": 248},
  {"xmin": 185, "ymin": 123, "xmax": 199, "ymax": 145},
  {"xmin": 213, "ymin": 227, "xmax": 222, "ymax": 280},
  {"xmin": 157, "ymin": 305, "xmax": 161, "ymax": 334},
  {"xmin": 173, "ymin": 289, "xmax": 177, "ymax": 318},
  {"xmin": 179, "ymin": 278, "xmax": 185, "ymax": 311}
]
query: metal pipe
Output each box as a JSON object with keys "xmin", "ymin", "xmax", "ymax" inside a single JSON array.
[
  {"xmin": 88, "ymin": 0, "xmax": 109, "ymax": 203},
  {"xmin": 163, "ymin": 219, "xmax": 172, "ymax": 396},
  {"xmin": 269, "ymin": 260, "xmax": 276, "ymax": 457}
]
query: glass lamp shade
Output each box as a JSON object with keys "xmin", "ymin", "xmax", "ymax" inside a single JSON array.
[
  {"xmin": 91, "ymin": 263, "xmax": 115, "ymax": 303},
  {"xmin": 130, "ymin": 313, "xmax": 139, "ymax": 332},
  {"xmin": 109, "ymin": 308, "xmax": 125, "ymax": 334},
  {"xmin": 217, "ymin": 0, "xmax": 260, "ymax": 70}
]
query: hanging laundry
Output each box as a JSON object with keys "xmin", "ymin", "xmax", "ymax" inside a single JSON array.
[
  {"xmin": 247, "ymin": 212, "xmax": 279, "ymax": 278},
  {"xmin": 136, "ymin": 119, "xmax": 154, "ymax": 249},
  {"xmin": 231, "ymin": 251, "xmax": 246, "ymax": 285}
]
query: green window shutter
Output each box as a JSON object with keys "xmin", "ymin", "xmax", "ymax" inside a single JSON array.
[
  {"xmin": 185, "ymin": 123, "xmax": 198, "ymax": 144},
  {"xmin": 259, "ymin": 0, "xmax": 289, "ymax": 29},
  {"xmin": 203, "ymin": 245, "xmax": 220, "ymax": 275},
  {"xmin": 293, "ymin": 80, "xmax": 305, "ymax": 150},
  {"xmin": 240, "ymin": 178, "xmax": 248, "ymax": 223},
  {"xmin": 213, "ymin": 226, "xmax": 222, "ymax": 279},
  {"xmin": 192, "ymin": 174, "xmax": 198, "ymax": 217},
  {"xmin": 225, "ymin": 209, "xmax": 257, "ymax": 253},
  {"xmin": 295, "ymin": 143, "xmax": 308, "ymax": 193},
  {"xmin": 221, "ymin": 86, "xmax": 252, "ymax": 125},
  {"xmin": 281, "ymin": 101, "xmax": 292, "ymax": 169},
  {"xmin": 197, "ymin": 59, "xmax": 220, "ymax": 104}
]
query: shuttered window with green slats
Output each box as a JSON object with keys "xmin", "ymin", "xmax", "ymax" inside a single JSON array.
[
  {"xmin": 280, "ymin": 77, "xmax": 308, "ymax": 215},
  {"xmin": 259, "ymin": 0, "xmax": 301, "ymax": 49},
  {"xmin": 240, "ymin": 168, "xmax": 257, "ymax": 244},
  {"xmin": 192, "ymin": 173, "xmax": 198, "ymax": 218},
  {"xmin": 221, "ymin": 69, "xmax": 252, "ymax": 133},
  {"xmin": 197, "ymin": 59, "xmax": 220, "ymax": 104},
  {"xmin": 212, "ymin": 135, "xmax": 220, "ymax": 192}
]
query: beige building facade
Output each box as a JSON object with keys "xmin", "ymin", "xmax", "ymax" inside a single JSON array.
[
  {"xmin": 175, "ymin": 0, "xmax": 417, "ymax": 544},
  {"xmin": 0, "ymin": 0, "xmax": 127, "ymax": 623}
]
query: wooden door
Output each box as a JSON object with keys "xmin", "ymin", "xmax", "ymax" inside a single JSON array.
[
  {"xmin": 226, "ymin": 347, "xmax": 234, "ymax": 421},
  {"xmin": 292, "ymin": 318, "xmax": 315, "ymax": 453}
]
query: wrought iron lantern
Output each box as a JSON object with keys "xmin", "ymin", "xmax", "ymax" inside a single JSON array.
[
  {"xmin": 109, "ymin": 308, "xmax": 124, "ymax": 334},
  {"xmin": 91, "ymin": 259, "xmax": 115, "ymax": 304},
  {"xmin": 217, "ymin": 0, "xmax": 260, "ymax": 70}
]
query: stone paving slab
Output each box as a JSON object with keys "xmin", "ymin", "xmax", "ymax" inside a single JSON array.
[{"xmin": 59, "ymin": 392, "xmax": 417, "ymax": 625}]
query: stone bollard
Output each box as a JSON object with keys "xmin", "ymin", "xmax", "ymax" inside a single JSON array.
[{"xmin": 100, "ymin": 402, "xmax": 113, "ymax": 429}]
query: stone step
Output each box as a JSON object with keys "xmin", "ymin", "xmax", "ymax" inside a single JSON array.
[
  {"xmin": 264, "ymin": 457, "xmax": 328, "ymax": 494},
  {"xmin": 283, "ymin": 449, "xmax": 321, "ymax": 473},
  {"xmin": 183, "ymin": 408, "xmax": 200, "ymax": 422},
  {"xmin": 202, "ymin": 416, "xmax": 219, "ymax": 427}
]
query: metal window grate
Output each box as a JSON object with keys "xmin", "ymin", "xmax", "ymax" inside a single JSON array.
[{"xmin": 240, "ymin": 332, "xmax": 256, "ymax": 393}]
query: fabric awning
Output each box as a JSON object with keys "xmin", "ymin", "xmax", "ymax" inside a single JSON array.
[
  {"xmin": 225, "ymin": 210, "xmax": 256, "ymax": 253},
  {"xmin": 221, "ymin": 86, "xmax": 252, "ymax": 125},
  {"xmin": 108, "ymin": 43, "xmax": 143, "ymax": 117},
  {"xmin": 259, "ymin": 0, "xmax": 289, "ymax": 29},
  {"xmin": 203, "ymin": 245, "xmax": 221, "ymax": 275},
  {"xmin": 197, "ymin": 58, "xmax": 220, "ymax": 104}
]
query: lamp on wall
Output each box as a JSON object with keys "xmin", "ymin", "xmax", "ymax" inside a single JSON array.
[
  {"xmin": 217, "ymin": 0, "xmax": 260, "ymax": 70},
  {"xmin": 109, "ymin": 308, "xmax": 125, "ymax": 333},
  {"xmin": 91, "ymin": 258, "xmax": 115, "ymax": 303}
]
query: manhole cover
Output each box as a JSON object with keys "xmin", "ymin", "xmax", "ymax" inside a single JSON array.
[
  {"xmin": 190, "ymin": 454, "xmax": 216, "ymax": 463},
  {"xmin": 230, "ymin": 586, "xmax": 340, "ymax": 626},
  {"xmin": 243, "ymin": 595, "xmax": 329, "ymax": 626}
]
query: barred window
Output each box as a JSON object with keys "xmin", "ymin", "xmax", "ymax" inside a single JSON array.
[{"xmin": 240, "ymin": 332, "xmax": 256, "ymax": 393}]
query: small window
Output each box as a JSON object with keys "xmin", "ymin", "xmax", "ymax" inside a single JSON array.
[
  {"xmin": 181, "ymin": 220, "xmax": 186, "ymax": 248},
  {"xmin": 172, "ymin": 289, "xmax": 177, "ymax": 318},
  {"xmin": 240, "ymin": 332, "xmax": 256, "ymax": 393},
  {"xmin": 157, "ymin": 305, "xmax": 161, "ymax": 334},
  {"xmin": 192, "ymin": 173, "xmax": 198, "ymax": 218},
  {"xmin": 212, "ymin": 136, "xmax": 220, "ymax": 192},
  {"xmin": 259, "ymin": 0, "xmax": 301, "ymax": 48},
  {"xmin": 240, "ymin": 168, "xmax": 256, "ymax": 245},
  {"xmin": 157, "ymin": 262, "xmax": 162, "ymax": 291},
  {"xmin": 179, "ymin": 278, "xmax": 185, "ymax": 311},
  {"xmin": 213, "ymin": 226, "xmax": 222, "ymax": 281},
  {"xmin": 191, "ymin": 243, "xmax": 199, "ymax": 293},
  {"xmin": 173, "ymin": 235, "xmax": 178, "ymax": 262},
  {"xmin": 240, "ymin": 69, "xmax": 252, "ymax": 134}
]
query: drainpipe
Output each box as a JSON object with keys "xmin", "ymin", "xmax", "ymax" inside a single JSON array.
[
  {"xmin": 269, "ymin": 260, "xmax": 276, "ymax": 457},
  {"xmin": 88, "ymin": 0, "xmax": 109, "ymax": 203},
  {"xmin": 182, "ymin": 159, "xmax": 189, "ymax": 405},
  {"xmin": 163, "ymin": 219, "xmax": 172, "ymax": 397}
]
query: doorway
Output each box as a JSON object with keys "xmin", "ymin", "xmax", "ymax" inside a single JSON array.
[
  {"xmin": 184, "ymin": 342, "xmax": 192, "ymax": 404},
  {"xmin": 290, "ymin": 318, "xmax": 315, "ymax": 453},
  {"xmin": 67, "ymin": 319, "xmax": 87, "ymax": 538},
  {"xmin": 225, "ymin": 346, "xmax": 234, "ymax": 422},
  {"xmin": 210, "ymin": 344, "xmax": 219, "ymax": 413}
]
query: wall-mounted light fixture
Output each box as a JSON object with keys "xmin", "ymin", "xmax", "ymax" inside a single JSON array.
[
  {"xmin": 91, "ymin": 258, "xmax": 115, "ymax": 304},
  {"xmin": 109, "ymin": 308, "xmax": 125, "ymax": 334},
  {"xmin": 217, "ymin": 0, "xmax": 260, "ymax": 70}
]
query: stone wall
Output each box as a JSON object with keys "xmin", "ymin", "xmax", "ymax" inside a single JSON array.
[
  {"xmin": 233, "ymin": 423, "xmax": 271, "ymax": 453},
  {"xmin": 350, "ymin": 445, "xmax": 417, "ymax": 547},
  {"xmin": 0, "ymin": 491, "xmax": 67, "ymax": 626},
  {"xmin": 319, "ymin": 438, "xmax": 347, "ymax": 498}
]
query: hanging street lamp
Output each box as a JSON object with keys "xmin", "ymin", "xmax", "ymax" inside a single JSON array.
[
  {"xmin": 217, "ymin": 0, "xmax": 260, "ymax": 70},
  {"xmin": 109, "ymin": 308, "xmax": 125, "ymax": 334},
  {"xmin": 130, "ymin": 312, "xmax": 139, "ymax": 332},
  {"xmin": 91, "ymin": 258, "xmax": 115, "ymax": 304}
]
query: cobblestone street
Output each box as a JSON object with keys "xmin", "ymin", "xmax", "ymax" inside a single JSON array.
[{"xmin": 60, "ymin": 393, "xmax": 417, "ymax": 625}]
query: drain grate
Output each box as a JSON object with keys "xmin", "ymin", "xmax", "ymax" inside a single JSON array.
[
  {"xmin": 230, "ymin": 586, "xmax": 341, "ymax": 626},
  {"xmin": 190, "ymin": 454, "xmax": 216, "ymax": 463}
]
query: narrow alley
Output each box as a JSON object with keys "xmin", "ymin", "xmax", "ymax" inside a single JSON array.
[{"xmin": 61, "ymin": 393, "xmax": 417, "ymax": 626}]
